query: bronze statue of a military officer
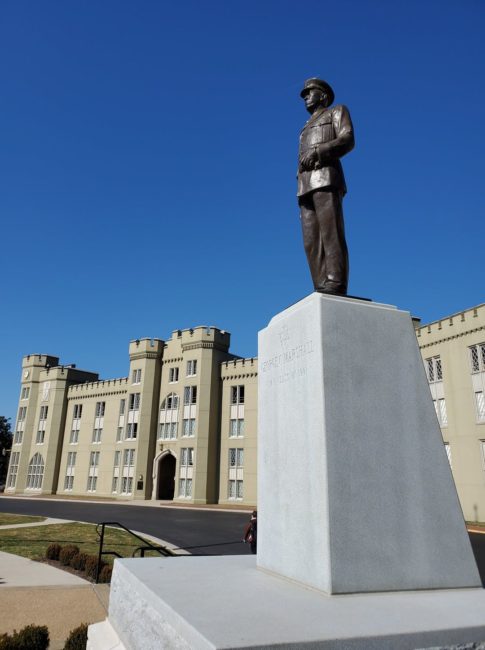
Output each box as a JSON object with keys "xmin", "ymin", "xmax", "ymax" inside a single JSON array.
[{"xmin": 298, "ymin": 78, "xmax": 354, "ymax": 296}]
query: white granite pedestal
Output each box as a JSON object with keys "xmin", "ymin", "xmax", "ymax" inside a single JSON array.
[{"xmin": 257, "ymin": 293, "xmax": 481, "ymax": 593}]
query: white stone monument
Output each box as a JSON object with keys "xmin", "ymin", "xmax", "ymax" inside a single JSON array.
[
  {"xmin": 89, "ymin": 294, "xmax": 485, "ymax": 650},
  {"xmin": 257, "ymin": 293, "xmax": 481, "ymax": 593}
]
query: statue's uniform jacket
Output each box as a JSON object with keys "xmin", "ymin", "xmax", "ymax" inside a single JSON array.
[{"xmin": 297, "ymin": 104, "xmax": 354, "ymax": 198}]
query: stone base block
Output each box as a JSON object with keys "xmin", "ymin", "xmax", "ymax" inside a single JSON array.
[
  {"xmin": 258, "ymin": 293, "xmax": 481, "ymax": 593},
  {"xmin": 88, "ymin": 556, "xmax": 485, "ymax": 649}
]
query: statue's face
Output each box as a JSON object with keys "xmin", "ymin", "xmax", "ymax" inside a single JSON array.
[{"xmin": 303, "ymin": 88, "xmax": 326, "ymax": 113}]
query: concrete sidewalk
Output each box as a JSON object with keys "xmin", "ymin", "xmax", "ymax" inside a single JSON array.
[{"xmin": 0, "ymin": 551, "xmax": 109, "ymax": 649}]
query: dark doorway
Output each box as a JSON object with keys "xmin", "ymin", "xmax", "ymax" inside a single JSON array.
[{"xmin": 157, "ymin": 454, "xmax": 176, "ymax": 500}]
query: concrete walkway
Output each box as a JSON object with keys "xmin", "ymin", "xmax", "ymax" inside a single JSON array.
[{"xmin": 0, "ymin": 535, "xmax": 109, "ymax": 649}]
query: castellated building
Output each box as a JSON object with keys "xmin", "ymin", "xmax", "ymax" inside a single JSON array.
[
  {"xmin": 6, "ymin": 326, "xmax": 258, "ymax": 505},
  {"xmin": 6, "ymin": 303, "xmax": 485, "ymax": 519}
]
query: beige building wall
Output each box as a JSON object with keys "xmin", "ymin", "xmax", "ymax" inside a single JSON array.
[
  {"xmin": 152, "ymin": 327, "xmax": 235, "ymax": 505},
  {"xmin": 218, "ymin": 358, "xmax": 258, "ymax": 507},
  {"xmin": 417, "ymin": 304, "xmax": 485, "ymax": 521}
]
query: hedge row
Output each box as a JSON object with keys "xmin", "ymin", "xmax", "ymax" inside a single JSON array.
[
  {"xmin": 45, "ymin": 543, "xmax": 112, "ymax": 583},
  {"xmin": 0, "ymin": 623, "xmax": 89, "ymax": 650}
]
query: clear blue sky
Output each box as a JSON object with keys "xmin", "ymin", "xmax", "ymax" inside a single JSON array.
[{"xmin": 1, "ymin": 1, "xmax": 484, "ymax": 424}]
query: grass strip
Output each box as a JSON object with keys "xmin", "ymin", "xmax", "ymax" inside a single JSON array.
[
  {"xmin": 0, "ymin": 513, "xmax": 46, "ymax": 526},
  {"xmin": 0, "ymin": 521, "xmax": 164, "ymax": 563}
]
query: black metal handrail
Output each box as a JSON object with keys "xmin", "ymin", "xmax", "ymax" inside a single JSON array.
[{"xmin": 95, "ymin": 521, "xmax": 175, "ymax": 583}]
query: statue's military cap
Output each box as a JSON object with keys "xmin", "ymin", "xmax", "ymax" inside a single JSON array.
[{"xmin": 300, "ymin": 78, "xmax": 335, "ymax": 105}]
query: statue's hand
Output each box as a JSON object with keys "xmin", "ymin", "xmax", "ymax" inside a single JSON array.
[{"xmin": 299, "ymin": 149, "xmax": 317, "ymax": 171}]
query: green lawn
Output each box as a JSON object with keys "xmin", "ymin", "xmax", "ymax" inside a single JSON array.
[
  {"xmin": 0, "ymin": 513, "xmax": 46, "ymax": 526},
  {"xmin": 0, "ymin": 520, "xmax": 167, "ymax": 563}
]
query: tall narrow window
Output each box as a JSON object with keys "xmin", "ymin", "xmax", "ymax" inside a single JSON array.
[
  {"xmin": 433, "ymin": 398, "xmax": 448, "ymax": 427},
  {"xmin": 64, "ymin": 452, "xmax": 77, "ymax": 491},
  {"xmin": 87, "ymin": 451, "xmax": 100, "ymax": 492},
  {"xmin": 20, "ymin": 386, "xmax": 30, "ymax": 400},
  {"xmin": 92, "ymin": 402, "xmax": 105, "ymax": 443},
  {"xmin": 228, "ymin": 448, "xmax": 244, "ymax": 500},
  {"xmin": 132, "ymin": 368, "xmax": 142, "ymax": 384},
  {"xmin": 36, "ymin": 406, "xmax": 48, "ymax": 444},
  {"xmin": 475, "ymin": 392, "xmax": 485, "ymax": 422},
  {"xmin": 14, "ymin": 406, "xmax": 27, "ymax": 444},
  {"xmin": 183, "ymin": 386, "xmax": 197, "ymax": 405},
  {"xmin": 7, "ymin": 452, "xmax": 20, "ymax": 488},
  {"xmin": 169, "ymin": 367, "xmax": 179, "ymax": 383},
  {"xmin": 121, "ymin": 449, "xmax": 135, "ymax": 494},
  {"xmin": 26, "ymin": 453, "xmax": 44, "ymax": 490},
  {"xmin": 126, "ymin": 393, "xmax": 140, "ymax": 439},
  {"xmin": 179, "ymin": 447, "xmax": 194, "ymax": 498},
  {"xmin": 112, "ymin": 450, "xmax": 121, "ymax": 493},
  {"xmin": 231, "ymin": 385, "xmax": 245, "ymax": 404},
  {"xmin": 70, "ymin": 404, "xmax": 82, "ymax": 444},
  {"xmin": 425, "ymin": 356, "xmax": 443, "ymax": 383},
  {"xmin": 159, "ymin": 393, "xmax": 179, "ymax": 440},
  {"xmin": 186, "ymin": 360, "xmax": 197, "ymax": 377}
]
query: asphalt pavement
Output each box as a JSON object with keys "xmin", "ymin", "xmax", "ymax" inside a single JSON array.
[{"xmin": 0, "ymin": 495, "xmax": 253, "ymax": 556}]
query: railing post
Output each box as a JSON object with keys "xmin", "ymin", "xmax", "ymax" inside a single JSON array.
[{"xmin": 96, "ymin": 523, "xmax": 105, "ymax": 584}]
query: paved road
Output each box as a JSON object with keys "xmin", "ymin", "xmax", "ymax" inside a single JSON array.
[
  {"xmin": 0, "ymin": 497, "xmax": 252, "ymax": 556},
  {"xmin": 1, "ymin": 496, "xmax": 484, "ymax": 586}
]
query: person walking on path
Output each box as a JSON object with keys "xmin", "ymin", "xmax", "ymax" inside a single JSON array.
[{"xmin": 243, "ymin": 511, "xmax": 257, "ymax": 554}]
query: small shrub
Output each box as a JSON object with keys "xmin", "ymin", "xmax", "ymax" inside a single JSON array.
[
  {"xmin": 84, "ymin": 555, "xmax": 104, "ymax": 580},
  {"xmin": 98, "ymin": 564, "xmax": 112, "ymax": 583},
  {"xmin": 70, "ymin": 552, "xmax": 88, "ymax": 572},
  {"xmin": 0, "ymin": 625, "xmax": 49, "ymax": 650},
  {"xmin": 63, "ymin": 623, "xmax": 88, "ymax": 650},
  {"xmin": 45, "ymin": 543, "xmax": 62, "ymax": 561},
  {"xmin": 59, "ymin": 544, "xmax": 80, "ymax": 566}
]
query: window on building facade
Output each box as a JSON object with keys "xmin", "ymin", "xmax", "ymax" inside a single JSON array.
[
  {"xmin": 162, "ymin": 393, "xmax": 179, "ymax": 410},
  {"xmin": 87, "ymin": 451, "xmax": 100, "ymax": 492},
  {"xmin": 469, "ymin": 345, "xmax": 485, "ymax": 422},
  {"xmin": 126, "ymin": 422, "xmax": 138, "ymax": 439},
  {"xmin": 228, "ymin": 448, "xmax": 244, "ymax": 500},
  {"xmin": 183, "ymin": 386, "xmax": 197, "ymax": 405},
  {"xmin": 169, "ymin": 367, "xmax": 179, "ymax": 383},
  {"xmin": 179, "ymin": 447, "xmax": 194, "ymax": 498},
  {"xmin": 159, "ymin": 421, "xmax": 178, "ymax": 440},
  {"xmin": 231, "ymin": 385, "xmax": 245, "ymax": 404},
  {"xmin": 475, "ymin": 392, "xmax": 485, "ymax": 422},
  {"xmin": 70, "ymin": 404, "xmax": 82, "ymax": 444},
  {"xmin": 14, "ymin": 406, "xmax": 27, "ymax": 444},
  {"xmin": 186, "ymin": 360, "xmax": 197, "ymax": 377},
  {"xmin": 425, "ymin": 356, "xmax": 443, "ymax": 383},
  {"xmin": 26, "ymin": 453, "xmax": 44, "ymax": 490},
  {"xmin": 121, "ymin": 448, "xmax": 135, "ymax": 494},
  {"xmin": 36, "ymin": 406, "xmax": 48, "ymax": 444},
  {"xmin": 64, "ymin": 451, "xmax": 77, "ymax": 491},
  {"xmin": 229, "ymin": 418, "xmax": 245, "ymax": 438},
  {"xmin": 444, "ymin": 443, "xmax": 452, "ymax": 468},
  {"xmin": 129, "ymin": 393, "xmax": 141, "ymax": 411},
  {"xmin": 132, "ymin": 368, "xmax": 142, "ymax": 384},
  {"xmin": 20, "ymin": 386, "xmax": 30, "ymax": 400},
  {"xmin": 112, "ymin": 450, "xmax": 121, "ymax": 493},
  {"xmin": 95, "ymin": 402, "xmax": 105, "ymax": 417},
  {"xmin": 119, "ymin": 399, "xmax": 126, "ymax": 415},
  {"xmin": 182, "ymin": 418, "xmax": 196, "ymax": 437},
  {"xmin": 433, "ymin": 398, "xmax": 448, "ymax": 427},
  {"xmin": 92, "ymin": 402, "xmax": 105, "ymax": 444},
  {"xmin": 7, "ymin": 452, "xmax": 20, "ymax": 488},
  {"xmin": 470, "ymin": 344, "xmax": 485, "ymax": 373},
  {"xmin": 159, "ymin": 393, "xmax": 179, "ymax": 440}
]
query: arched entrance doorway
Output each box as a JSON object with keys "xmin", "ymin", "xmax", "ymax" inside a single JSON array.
[{"xmin": 157, "ymin": 453, "xmax": 176, "ymax": 500}]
